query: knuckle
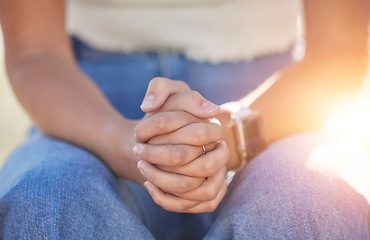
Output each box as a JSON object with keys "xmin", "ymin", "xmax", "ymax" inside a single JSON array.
[
  {"xmin": 203, "ymin": 187, "xmax": 218, "ymax": 201},
  {"xmin": 177, "ymin": 178, "xmax": 191, "ymax": 193},
  {"xmin": 175, "ymin": 202, "xmax": 187, "ymax": 213},
  {"xmin": 204, "ymin": 202, "xmax": 217, "ymax": 213},
  {"xmin": 201, "ymin": 161, "xmax": 216, "ymax": 176},
  {"xmin": 171, "ymin": 147, "xmax": 186, "ymax": 165},
  {"xmin": 184, "ymin": 91, "xmax": 201, "ymax": 106},
  {"xmin": 152, "ymin": 113, "xmax": 168, "ymax": 132},
  {"xmin": 189, "ymin": 90, "xmax": 202, "ymax": 101},
  {"xmin": 150, "ymin": 77, "xmax": 167, "ymax": 88},
  {"xmin": 134, "ymin": 123, "xmax": 146, "ymax": 142},
  {"xmin": 214, "ymin": 125, "xmax": 223, "ymax": 141},
  {"xmin": 197, "ymin": 125, "xmax": 208, "ymax": 143},
  {"xmin": 174, "ymin": 80, "xmax": 191, "ymax": 91}
]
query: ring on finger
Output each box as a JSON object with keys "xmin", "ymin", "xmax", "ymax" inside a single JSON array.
[{"xmin": 201, "ymin": 145, "xmax": 206, "ymax": 155}]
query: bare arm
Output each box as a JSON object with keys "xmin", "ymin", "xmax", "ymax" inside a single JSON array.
[
  {"xmin": 245, "ymin": 0, "xmax": 369, "ymax": 144},
  {"xmin": 0, "ymin": 0, "xmax": 143, "ymax": 180}
]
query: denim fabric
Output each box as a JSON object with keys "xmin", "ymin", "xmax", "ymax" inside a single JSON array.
[
  {"xmin": 208, "ymin": 132, "xmax": 370, "ymax": 239},
  {"xmin": 0, "ymin": 38, "xmax": 369, "ymax": 239},
  {"xmin": 72, "ymin": 38, "xmax": 293, "ymax": 119}
]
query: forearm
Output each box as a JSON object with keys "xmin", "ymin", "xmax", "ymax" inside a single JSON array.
[
  {"xmin": 246, "ymin": 48, "xmax": 367, "ymax": 144},
  {"xmin": 8, "ymin": 53, "xmax": 138, "ymax": 179}
]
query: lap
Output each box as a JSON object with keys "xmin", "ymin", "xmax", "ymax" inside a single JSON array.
[{"xmin": 1, "ymin": 129, "xmax": 369, "ymax": 239}]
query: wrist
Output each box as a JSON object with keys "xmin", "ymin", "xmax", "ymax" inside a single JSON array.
[{"xmin": 94, "ymin": 115, "xmax": 143, "ymax": 182}]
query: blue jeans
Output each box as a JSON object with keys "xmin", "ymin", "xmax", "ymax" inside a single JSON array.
[{"xmin": 0, "ymin": 38, "xmax": 369, "ymax": 239}]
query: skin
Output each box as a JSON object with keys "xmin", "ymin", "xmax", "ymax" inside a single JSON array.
[{"xmin": 0, "ymin": 0, "xmax": 368, "ymax": 213}]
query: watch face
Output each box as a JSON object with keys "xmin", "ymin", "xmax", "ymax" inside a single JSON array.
[{"xmin": 242, "ymin": 115, "xmax": 265, "ymax": 158}]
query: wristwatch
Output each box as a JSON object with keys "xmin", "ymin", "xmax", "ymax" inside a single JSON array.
[{"xmin": 219, "ymin": 101, "xmax": 265, "ymax": 171}]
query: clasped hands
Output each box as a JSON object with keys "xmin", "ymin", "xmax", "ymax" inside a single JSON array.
[{"xmin": 133, "ymin": 78, "xmax": 229, "ymax": 213}]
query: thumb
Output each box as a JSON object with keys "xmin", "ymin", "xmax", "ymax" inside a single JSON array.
[
  {"xmin": 140, "ymin": 77, "xmax": 190, "ymax": 113},
  {"xmin": 156, "ymin": 90, "xmax": 220, "ymax": 119}
]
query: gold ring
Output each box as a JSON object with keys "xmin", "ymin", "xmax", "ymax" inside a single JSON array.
[{"xmin": 201, "ymin": 145, "xmax": 206, "ymax": 155}]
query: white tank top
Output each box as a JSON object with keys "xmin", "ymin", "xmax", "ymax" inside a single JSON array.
[{"xmin": 67, "ymin": 0, "xmax": 303, "ymax": 63}]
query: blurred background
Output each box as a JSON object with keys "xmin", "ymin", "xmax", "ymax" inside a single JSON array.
[{"xmin": 0, "ymin": 28, "xmax": 31, "ymax": 167}]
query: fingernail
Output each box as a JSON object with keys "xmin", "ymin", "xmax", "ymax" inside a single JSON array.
[
  {"xmin": 137, "ymin": 160, "xmax": 147, "ymax": 176},
  {"xmin": 144, "ymin": 181, "xmax": 153, "ymax": 195},
  {"xmin": 133, "ymin": 144, "xmax": 143, "ymax": 158},
  {"xmin": 141, "ymin": 94, "xmax": 155, "ymax": 109},
  {"xmin": 202, "ymin": 100, "xmax": 219, "ymax": 112},
  {"xmin": 209, "ymin": 117, "xmax": 221, "ymax": 126}
]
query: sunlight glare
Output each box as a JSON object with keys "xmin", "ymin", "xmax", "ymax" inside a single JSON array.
[
  {"xmin": 325, "ymin": 102, "xmax": 370, "ymax": 147},
  {"xmin": 307, "ymin": 97, "xmax": 370, "ymax": 203}
]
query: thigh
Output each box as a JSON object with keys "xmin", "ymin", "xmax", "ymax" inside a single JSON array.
[
  {"xmin": 206, "ymin": 131, "xmax": 370, "ymax": 239},
  {"xmin": 0, "ymin": 129, "xmax": 186, "ymax": 240}
]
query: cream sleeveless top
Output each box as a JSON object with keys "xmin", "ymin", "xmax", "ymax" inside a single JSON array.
[{"xmin": 67, "ymin": 0, "xmax": 303, "ymax": 63}]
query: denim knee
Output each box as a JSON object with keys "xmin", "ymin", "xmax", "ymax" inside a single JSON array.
[
  {"xmin": 0, "ymin": 134, "xmax": 152, "ymax": 239},
  {"xmin": 208, "ymin": 131, "xmax": 370, "ymax": 239}
]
